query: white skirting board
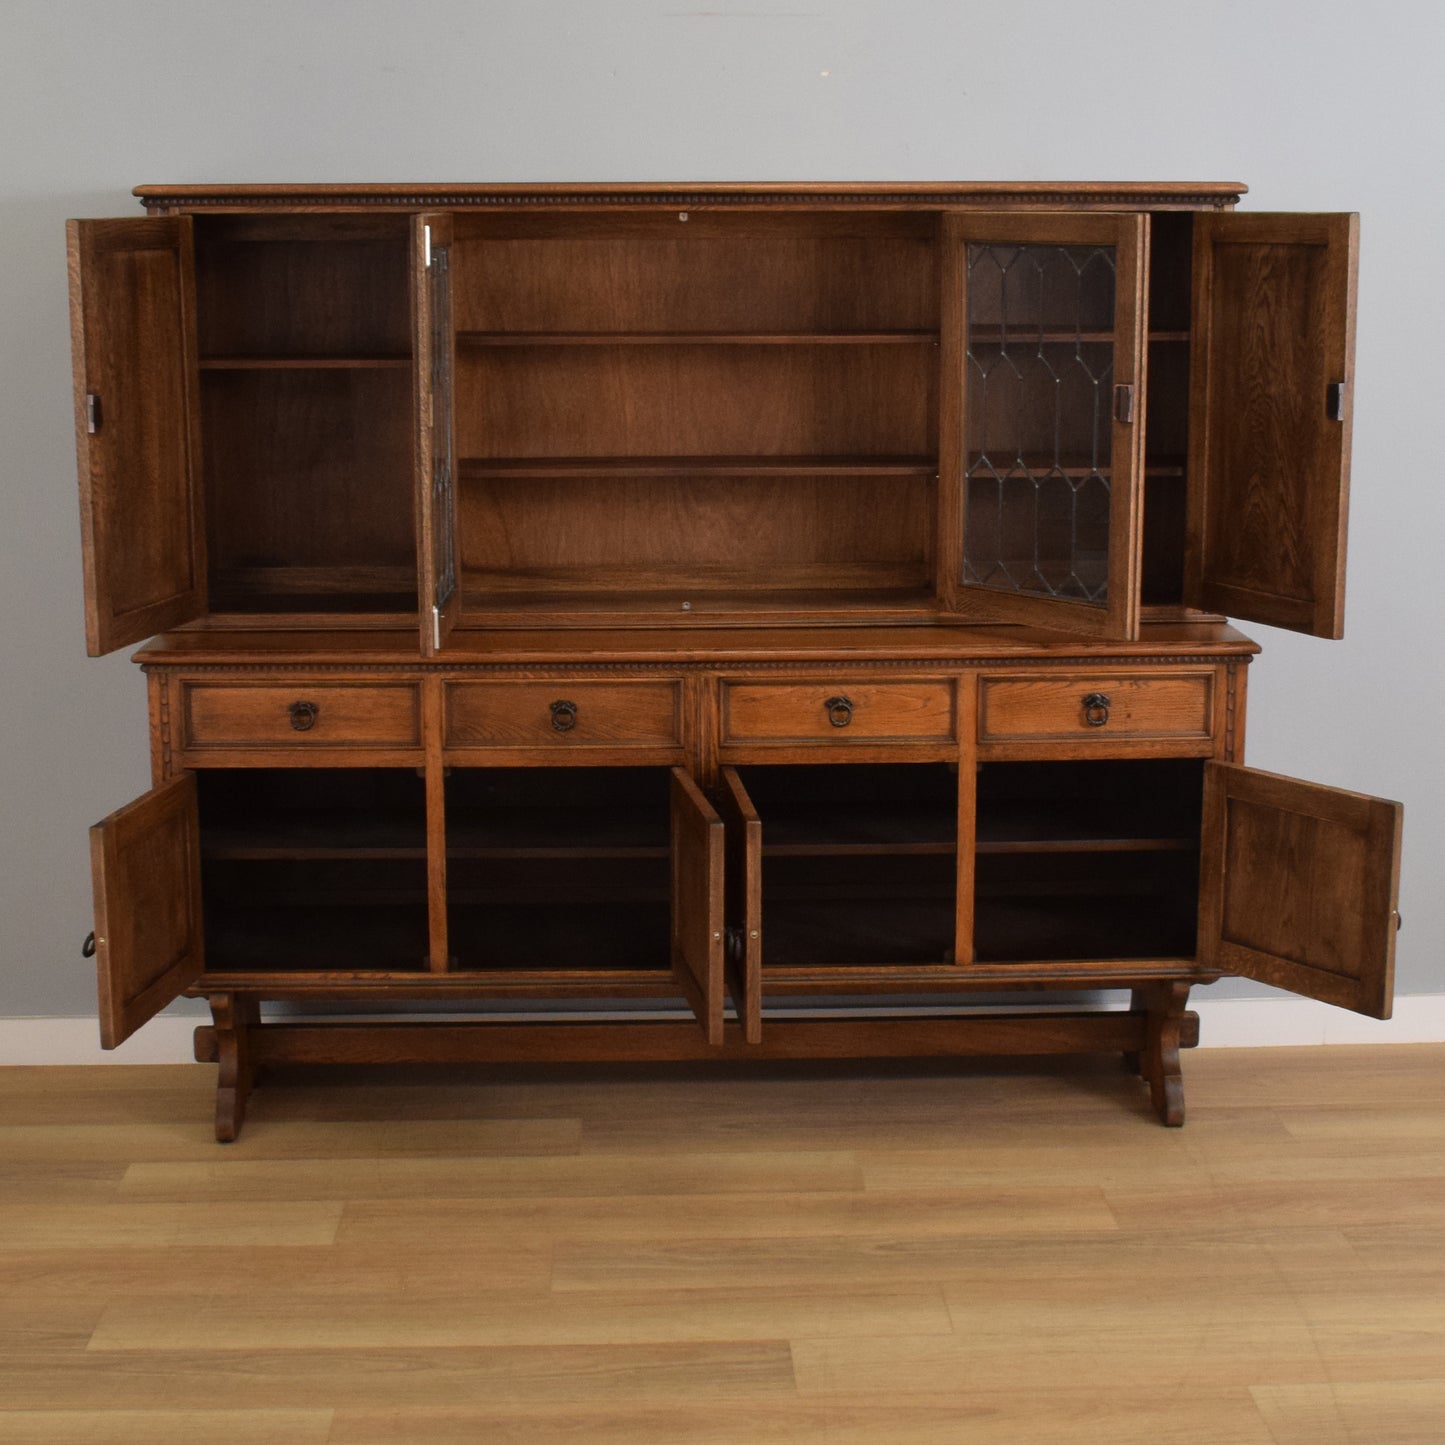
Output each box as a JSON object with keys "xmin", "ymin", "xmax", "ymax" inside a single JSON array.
[{"xmin": 2, "ymin": 995, "xmax": 1443, "ymax": 1066}]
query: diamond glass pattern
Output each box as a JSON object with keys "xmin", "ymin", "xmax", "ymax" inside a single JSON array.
[
  {"xmin": 430, "ymin": 247, "xmax": 457, "ymax": 611},
  {"xmin": 963, "ymin": 244, "xmax": 1116, "ymax": 605}
]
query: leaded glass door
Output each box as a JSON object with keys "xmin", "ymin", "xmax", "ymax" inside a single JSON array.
[
  {"xmin": 414, "ymin": 212, "xmax": 462, "ymax": 655},
  {"xmin": 943, "ymin": 213, "xmax": 1147, "ymax": 639}
]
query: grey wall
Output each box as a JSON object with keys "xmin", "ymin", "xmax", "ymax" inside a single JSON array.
[{"xmin": 3, "ymin": 0, "xmax": 1441, "ymax": 1022}]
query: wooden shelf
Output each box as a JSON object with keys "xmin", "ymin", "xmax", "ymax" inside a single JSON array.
[
  {"xmin": 448, "ymin": 902, "xmax": 671, "ymax": 972},
  {"xmin": 203, "ymin": 904, "xmax": 431, "ymax": 974},
  {"xmin": 201, "ymin": 818, "xmax": 426, "ymax": 860},
  {"xmin": 973, "ymin": 894, "xmax": 1196, "ymax": 963},
  {"xmin": 199, "ymin": 356, "xmax": 412, "ymax": 370},
  {"xmin": 447, "ymin": 808, "xmax": 667, "ymax": 859},
  {"xmin": 967, "ymin": 330, "xmax": 1189, "ymax": 344},
  {"xmin": 461, "ymin": 455, "xmax": 938, "ymax": 481},
  {"xmin": 458, "ymin": 329, "xmax": 939, "ymax": 348},
  {"xmin": 977, "ymin": 833, "xmax": 1195, "ymax": 856},
  {"xmin": 966, "ymin": 456, "xmax": 1111, "ymax": 479},
  {"xmin": 761, "ymin": 804, "xmax": 956, "ymax": 858}
]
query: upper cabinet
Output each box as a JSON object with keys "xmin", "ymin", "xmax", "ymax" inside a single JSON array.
[
  {"xmin": 70, "ymin": 211, "xmax": 420, "ymax": 655},
  {"xmin": 67, "ymin": 187, "xmax": 1360, "ymax": 651},
  {"xmin": 940, "ymin": 207, "xmax": 1358, "ymax": 642}
]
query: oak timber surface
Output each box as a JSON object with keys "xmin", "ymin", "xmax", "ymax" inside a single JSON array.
[
  {"xmin": 134, "ymin": 621, "xmax": 1261, "ymax": 665},
  {"xmin": 1, "ymin": 1045, "xmax": 1442, "ymax": 1443}
]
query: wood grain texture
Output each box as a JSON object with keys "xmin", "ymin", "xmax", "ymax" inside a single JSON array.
[
  {"xmin": 977, "ymin": 669, "xmax": 1215, "ymax": 747},
  {"xmin": 193, "ymin": 216, "xmax": 409, "ymax": 358},
  {"xmin": 181, "ymin": 682, "xmax": 421, "ymax": 751},
  {"xmin": 669, "ymin": 769, "xmax": 726, "ymax": 1044},
  {"xmin": 201, "ymin": 367, "xmax": 416, "ymax": 609},
  {"xmin": 2, "ymin": 1046, "xmax": 1443, "ymax": 1441},
  {"xmin": 1199, "ymin": 761, "xmax": 1401, "ymax": 1018},
  {"xmin": 717, "ymin": 768, "xmax": 763, "ymax": 1045},
  {"xmin": 68, "ymin": 217, "xmax": 206, "ymax": 655},
  {"xmin": 452, "ymin": 212, "xmax": 938, "ymax": 333},
  {"xmin": 720, "ymin": 679, "xmax": 956, "ymax": 745},
  {"xmin": 1186, "ymin": 212, "xmax": 1357, "ymax": 637},
  {"xmin": 444, "ymin": 680, "xmax": 681, "ymax": 750},
  {"xmin": 89, "ymin": 775, "xmax": 203, "ymax": 1050}
]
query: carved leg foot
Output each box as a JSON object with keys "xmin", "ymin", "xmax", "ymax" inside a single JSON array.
[
  {"xmin": 1142, "ymin": 982, "xmax": 1190, "ymax": 1127},
  {"xmin": 211, "ymin": 994, "xmax": 260, "ymax": 1143}
]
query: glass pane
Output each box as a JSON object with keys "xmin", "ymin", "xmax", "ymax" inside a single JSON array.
[
  {"xmin": 430, "ymin": 247, "xmax": 457, "ymax": 612},
  {"xmin": 963, "ymin": 244, "xmax": 1116, "ymax": 605}
]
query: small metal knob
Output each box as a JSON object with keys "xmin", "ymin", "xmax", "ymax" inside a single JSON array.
[
  {"xmin": 82, "ymin": 932, "xmax": 96, "ymax": 958},
  {"xmin": 825, "ymin": 695, "xmax": 854, "ymax": 728},
  {"xmin": 288, "ymin": 701, "xmax": 319, "ymax": 732},
  {"xmin": 1082, "ymin": 692, "xmax": 1111, "ymax": 728},
  {"xmin": 550, "ymin": 699, "xmax": 578, "ymax": 733}
]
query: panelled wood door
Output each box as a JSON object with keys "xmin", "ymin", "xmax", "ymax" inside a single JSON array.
[
  {"xmin": 68, "ymin": 218, "xmax": 206, "ymax": 655},
  {"xmin": 1198, "ymin": 761, "xmax": 1401, "ymax": 1018},
  {"xmin": 1186, "ymin": 213, "xmax": 1358, "ymax": 637},
  {"xmin": 414, "ymin": 213, "xmax": 462, "ymax": 654},
  {"xmin": 944, "ymin": 210, "xmax": 1148, "ymax": 640},
  {"xmin": 718, "ymin": 768, "xmax": 763, "ymax": 1045},
  {"xmin": 670, "ymin": 768, "xmax": 727, "ymax": 1045},
  {"xmin": 90, "ymin": 774, "xmax": 205, "ymax": 1048}
]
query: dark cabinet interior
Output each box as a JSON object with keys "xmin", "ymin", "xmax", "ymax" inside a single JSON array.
[
  {"xmin": 192, "ymin": 217, "xmax": 418, "ymax": 618},
  {"xmin": 973, "ymin": 759, "xmax": 1203, "ymax": 962},
  {"xmin": 197, "ymin": 768, "xmax": 429, "ymax": 973},
  {"xmin": 445, "ymin": 766, "xmax": 674, "ymax": 973},
  {"xmin": 728, "ymin": 763, "xmax": 959, "ymax": 968}
]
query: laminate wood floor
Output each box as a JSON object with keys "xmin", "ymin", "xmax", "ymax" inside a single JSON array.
[{"xmin": 2, "ymin": 1044, "xmax": 1443, "ymax": 1443}]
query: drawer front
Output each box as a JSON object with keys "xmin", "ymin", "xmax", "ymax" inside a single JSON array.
[
  {"xmin": 978, "ymin": 672, "xmax": 1214, "ymax": 746},
  {"xmin": 182, "ymin": 683, "xmax": 421, "ymax": 751},
  {"xmin": 446, "ymin": 680, "xmax": 682, "ymax": 749},
  {"xmin": 721, "ymin": 679, "xmax": 956, "ymax": 745}
]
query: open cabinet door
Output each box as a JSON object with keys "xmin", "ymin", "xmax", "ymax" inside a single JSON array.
[
  {"xmin": 414, "ymin": 213, "xmax": 462, "ymax": 654},
  {"xmin": 68, "ymin": 218, "xmax": 206, "ymax": 655},
  {"xmin": 718, "ymin": 769, "xmax": 763, "ymax": 1045},
  {"xmin": 1186, "ymin": 213, "xmax": 1358, "ymax": 637},
  {"xmin": 670, "ymin": 769, "xmax": 726, "ymax": 1045},
  {"xmin": 90, "ymin": 774, "xmax": 205, "ymax": 1048},
  {"xmin": 1198, "ymin": 762, "xmax": 1401, "ymax": 1018},
  {"xmin": 946, "ymin": 211, "xmax": 1147, "ymax": 640}
]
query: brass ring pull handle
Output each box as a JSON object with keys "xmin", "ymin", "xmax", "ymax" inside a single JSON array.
[
  {"xmin": 550, "ymin": 699, "xmax": 578, "ymax": 733},
  {"xmin": 82, "ymin": 932, "xmax": 96, "ymax": 958},
  {"xmin": 288, "ymin": 701, "xmax": 319, "ymax": 732},
  {"xmin": 1082, "ymin": 692, "xmax": 1111, "ymax": 728},
  {"xmin": 825, "ymin": 695, "xmax": 854, "ymax": 728}
]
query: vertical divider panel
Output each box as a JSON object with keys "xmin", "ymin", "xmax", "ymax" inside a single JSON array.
[
  {"xmin": 954, "ymin": 671, "xmax": 977, "ymax": 966},
  {"xmin": 936, "ymin": 214, "xmax": 966, "ymax": 611},
  {"xmin": 423, "ymin": 676, "xmax": 450, "ymax": 970}
]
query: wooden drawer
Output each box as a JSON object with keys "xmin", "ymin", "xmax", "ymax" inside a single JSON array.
[
  {"xmin": 977, "ymin": 672, "xmax": 1215, "ymax": 751},
  {"xmin": 721, "ymin": 679, "xmax": 955, "ymax": 746},
  {"xmin": 445, "ymin": 680, "xmax": 683, "ymax": 750},
  {"xmin": 181, "ymin": 682, "xmax": 421, "ymax": 752}
]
